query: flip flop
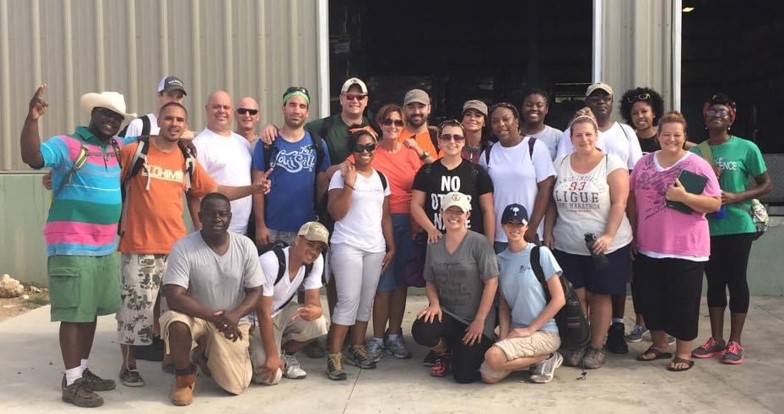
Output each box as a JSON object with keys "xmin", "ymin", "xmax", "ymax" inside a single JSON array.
[
  {"xmin": 667, "ymin": 357, "xmax": 695, "ymax": 372},
  {"xmin": 636, "ymin": 346, "xmax": 673, "ymax": 361}
]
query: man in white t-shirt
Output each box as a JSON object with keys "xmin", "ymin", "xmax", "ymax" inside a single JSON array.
[
  {"xmin": 189, "ymin": 90, "xmax": 254, "ymax": 234},
  {"xmin": 122, "ymin": 75, "xmax": 191, "ymax": 138},
  {"xmin": 555, "ymin": 82, "xmax": 642, "ymax": 169},
  {"xmin": 249, "ymin": 221, "xmax": 329, "ymax": 385}
]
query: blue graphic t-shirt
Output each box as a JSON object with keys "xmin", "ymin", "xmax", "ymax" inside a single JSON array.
[{"xmin": 251, "ymin": 131, "xmax": 331, "ymax": 231}]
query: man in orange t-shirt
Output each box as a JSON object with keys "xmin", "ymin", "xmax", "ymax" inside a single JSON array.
[
  {"xmin": 399, "ymin": 89, "xmax": 438, "ymax": 164},
  {"xmin": 115, "ymin": 102, "xmax": 270, "ymax": 387}
]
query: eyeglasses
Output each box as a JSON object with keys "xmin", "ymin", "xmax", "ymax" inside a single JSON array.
[
  {"xmin": 236, "ymin": 108, "xmax": 259, "ymax": 115},
  {"xmin": 382, "ymin": 118, "xmax": 404, "ymax": 127},
  {"xmin": 283, "ymin": 86, "xmax": 310, "ymax": 98},
  {"xmin": 626, "ymin": 93, "xmax": 650, "ymax": 103},
  {"xmin": 94, "ymin": 107, "xmax": 124, "ymax": 123},
  {"xmin": 706, "ymin": 108, "xmax": 729, "ymax": 118},
  {"xmin": 344, "ymin": 93, "xmax": 367, "ymax": 101},
  {"xmin": 587, "ymin": 96, "xmax": 612, "ymax": 104},
  {"xmin": 439, "ymin": 134, "xmax": 465, "ymax": 142},
  {"xmin": 352, "ymin": 143, "xmax": 377, "ymax": 153}
]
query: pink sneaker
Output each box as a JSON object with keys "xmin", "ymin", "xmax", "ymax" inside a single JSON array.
[
  {"xmin": 692, "ymin": 337, "xmax": 726, "ymax": 359},
  {"xmin": 721, "ymin": 341, "xmax": 744, "ymax": 365}
]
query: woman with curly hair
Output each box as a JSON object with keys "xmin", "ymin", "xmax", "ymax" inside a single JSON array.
[{"xmin": 620, "ymin": 87, "xmax": 665, "ymax": 154}]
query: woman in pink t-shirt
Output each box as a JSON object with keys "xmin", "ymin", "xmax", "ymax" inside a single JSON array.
[{"xmin": 628, "ymin": 112, "xmax": 721, "ymax": 372}]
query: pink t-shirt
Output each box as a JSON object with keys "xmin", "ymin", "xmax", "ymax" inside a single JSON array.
[{"xmin": 630, "ymin": 152, "xmax": 720, "ymax": 259}]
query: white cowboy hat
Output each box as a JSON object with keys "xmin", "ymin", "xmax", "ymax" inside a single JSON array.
[{"xmin": 80, "ymin": 91, "xmax": 136, "ymax": 124}]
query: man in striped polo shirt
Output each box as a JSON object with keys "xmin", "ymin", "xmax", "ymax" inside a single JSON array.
[{"xmin": 20, "ymin": 85, "xmax": 138, "ymax": 408}]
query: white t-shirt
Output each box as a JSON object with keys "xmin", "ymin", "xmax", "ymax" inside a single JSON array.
[
  {"xmin": 552, "ymin": 153, "xmax": 633, "ymax": 255},
  {"xmin": 556, "ymin": 122, "xmax": 642, "ymax": 170},
  {"xmin": 479, "ymin": 137, "xmax": 556, "ymax": 242},
  {"xmin": 328, "ymin": 169, "xmax": 390, "ymax": 252},
  {"xmin": 194, "ymin": 128, "xmax": 253, "ymax": 234},
  {"xmin": 125, "ymin": 113, "xmax": 159, "ymax": 136},
  {"xmin": 528, "ymin": 124, "xmax": 563, "ymax": 161},
  {"xmin": 258, "ymin": 246, "xmax": 323, "ymax": 318}
]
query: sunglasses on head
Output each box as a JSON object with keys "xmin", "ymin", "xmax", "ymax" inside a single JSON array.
[
  {"xmin": 626, "ymin": 93, "xmax": 651, "ymax": 103},
  {"xmin": 344, "ymin": 93, "xmax": 367, "ymax": 102},
  {"xmin": 284, "ymin": 86, "xmax": 310, "ymax": 98},
  {"xmin": 352, "ymin": 143, "xmax": 377, "ymax": 153},
  {"xmin": 236, "ymin": 108, "xmax": 259, "ymax": 115},
  {"xmin": 382, "ymin": 118, "xmax": 404, "ymax": 127}
]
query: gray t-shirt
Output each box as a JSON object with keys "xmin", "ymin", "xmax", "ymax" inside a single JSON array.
[
  {"xmin": 423, "ymin": 231, "xmax": 499, "ymax": 338},
  {"xmin": 164, "ymin": 232, "xmax": 266, "ymax": 322}
]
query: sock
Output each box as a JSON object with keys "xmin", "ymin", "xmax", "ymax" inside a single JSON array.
[
  {"xmin": 387, "ymin": 333, "xmax": 401, "ymax": 341},
  {"xmin": 65, "ymin": 367, "xmax": 82, "ymax": 386},
  {"xmin": 612, "ymin": 318, "xmax": 624, "ymax": 325},
  {"xmin": 79, "ymin": 359, "xmax": 88, "ymax": 375}
]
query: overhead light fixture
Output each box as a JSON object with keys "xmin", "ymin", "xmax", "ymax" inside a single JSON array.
[{"xmin": 683, "ymin": 6, "xmax": 695, "ymax": 12}]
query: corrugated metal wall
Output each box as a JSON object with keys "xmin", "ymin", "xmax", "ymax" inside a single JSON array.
[{"xmin": 0, "ymin": 0, "xmax": 321, "ymax": 172}]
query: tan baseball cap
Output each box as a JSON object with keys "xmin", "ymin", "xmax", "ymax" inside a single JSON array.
[
  {"xmin": 586, "ymin": 82, "xmax": 614, "ymax": 97},
  {"xmin": 404, "ymin": 89, "xmax": 430, "ymax": 106},
  {"xmin": 441, "ymin": 192, "xmax": 472, "ymax": 212},
  {"xmin": 462, "ymin": 100, "xmax": 488, "ymax": 117},
  {"xmin": 297, "ymin": 221, "xmax": 330, "ymax": 246}
]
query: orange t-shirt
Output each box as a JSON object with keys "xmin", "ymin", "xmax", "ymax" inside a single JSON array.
[
  {"xmin": 346, "ymin": 147, "xmax": 422, "ymax": 214},
  {"xmin": 398, "ymin": 127, "xmax": 438, "ymax": 158},
  {"xmin": 118, "ymin": 140, "xmax": 217, "ymax": 254}
]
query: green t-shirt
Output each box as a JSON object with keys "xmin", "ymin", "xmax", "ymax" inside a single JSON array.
[
  {"xmin": 305, "ymin": 115, "xmax": 372, "ymax": 166},
  {"xmin": 690, "ymin": 136, "xmax": 767, "ymax": 236}
]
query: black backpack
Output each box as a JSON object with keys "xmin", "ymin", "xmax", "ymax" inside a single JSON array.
[
  {"xmin": 483, "ymin": 137, "xmax": 537, "ymax": 166},
  {"xmin": 118, "ymin": 114, "xmax": 152, "ymax": 138},
  {"xmin": 530, "ymin": 245, "xmax": 590, "ymax": 352},
  {"xmin": 258, "ymin": 242, "xmax": 316, "ymax": 313}
]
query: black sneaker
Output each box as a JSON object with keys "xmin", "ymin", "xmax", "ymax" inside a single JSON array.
[
  {"xmin": 423, "ymin": 350, "xmax": 438, "ymax": 367},
  {"xmin": 62, "ymin": 378, "xmax": 103, "ymax": 408},
  {"xmin": 119, "ymin": 367, "xmax": 145, "ymax": 387},
  {"xmin": 606, "ymin": 323, "xmax": 629, "ymax": 354},
  {"xmin": 82, "ymin": 368, "xmax": 116, "ymax": 391},
  {"xmin": 135, "ymin": 337, "xmax": 165, "ymax": 362}
]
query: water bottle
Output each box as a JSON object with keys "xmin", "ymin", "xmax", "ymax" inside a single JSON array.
[{"xmin": 584, "ymin": 233, "xmax": 609, "ymax": 269}]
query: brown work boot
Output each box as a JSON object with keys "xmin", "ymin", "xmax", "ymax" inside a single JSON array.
[
  {"xmin": 62, "ymin": 377, "xmax": 104, "ymax": 408},
  {"xmin": 170, "ymin": 366, "xmax": 197, "ymax": 406}
]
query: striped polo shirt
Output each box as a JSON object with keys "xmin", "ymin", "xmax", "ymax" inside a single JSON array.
[{"xmin": 40, "ymin": 126, "xmax": 135, "ymax": 256}]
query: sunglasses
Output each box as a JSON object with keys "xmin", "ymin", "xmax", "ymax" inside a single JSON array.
[
  {"xmin": 236, "ymin": 108, "xmax": 259, "ymax": 115},
  {"xmin": 284, "ymin": 86, "xmax": 310, "ymax": 98},
  {"xmin": 94, "ymin": 107, "xmax": 124, "ymax": 123},
  {"xmin": 626, "ymin": 93, "xmax": 651, "ymax": 103},
  {"xmin": 439, "ymin": 134, "xmax": 465, "ymax": 142},
  {"xmin": 706, "ymin": 108, "xmax": 729, "ymax": 118},
  {"xmin": 382, "ymin": 118, "xmax": 404, "ymax": 127},
  {"xmin": 587, "ymin": 96, "xmax": 612, "ymax": 104},
  {"xmin": 352, "ymin": 143, "xmax": 377, "ymax": 153},
  {"xmin": 344, "ymin": 93, "xmax": 367, "ymax": 101}
]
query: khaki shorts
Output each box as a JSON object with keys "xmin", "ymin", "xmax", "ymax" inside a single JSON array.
[
  {"xmin": 480, "ymin": 330, "xmax": 560, "ymax": 381},
  {"xmin": 249, "ymin": 302, "xmax": 328, "ymax": 384},
  {"xmin": 160, "ymin": 310, "xmax": 252, "ymax": 395},
  {"xmin": 48, "ymin": 254, "xmax": 120, "ymax": 322}
]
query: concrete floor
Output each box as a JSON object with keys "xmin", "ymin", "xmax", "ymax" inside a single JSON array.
[{"xmin": 1, "ymin": 295, "xmax": 783, "ymax": 414}]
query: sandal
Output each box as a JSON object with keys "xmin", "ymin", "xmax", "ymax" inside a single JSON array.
[
  {"xmin": 667, "ymin": 357, "xmax": 694, "ymax": 372},
  {"xmin": 636, "ymin": 346, "xmax": 673, "ymax": 361}
]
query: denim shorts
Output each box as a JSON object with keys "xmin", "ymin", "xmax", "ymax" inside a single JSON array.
[{"xmin": 376, "ymin": 214, "xmax": 413, "ymax": 292}]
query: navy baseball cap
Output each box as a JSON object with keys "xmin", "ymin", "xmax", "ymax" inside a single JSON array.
[{"xmin": 501, "ymin": 203, "xmax": 529, "ymax": 225}]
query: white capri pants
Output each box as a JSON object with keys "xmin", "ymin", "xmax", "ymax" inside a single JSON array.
[{"xmin": 329, "ymin": 243, "xmax": 385, "ymax": 326}]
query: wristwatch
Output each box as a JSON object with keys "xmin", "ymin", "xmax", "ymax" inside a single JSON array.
[{"xmin": 419, "ymin": 151, "xmax": 430, "ymax": 160}]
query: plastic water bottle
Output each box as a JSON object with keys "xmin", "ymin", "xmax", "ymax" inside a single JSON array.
[{"xmin": 584, "ymin": 233, "xmax": 609, "ymax": 269}]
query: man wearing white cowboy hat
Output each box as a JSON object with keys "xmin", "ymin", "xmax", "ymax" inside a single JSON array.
[{"xmin": 20, "ymin": 85, "xmax": 139, "ymax": 408}]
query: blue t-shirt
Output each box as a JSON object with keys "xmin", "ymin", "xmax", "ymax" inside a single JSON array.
[
  {"xmin": 497, "ymin": 244, "xmax": 562, "ymax": 333},
  {"xmin": 251, "ymin": 131, "xmax": 331, "ymax": 231}
]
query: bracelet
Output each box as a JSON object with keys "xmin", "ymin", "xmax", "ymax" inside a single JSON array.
[{"xmin": 345, "ymin": 183, "xmax": 355, "ymax": 190}]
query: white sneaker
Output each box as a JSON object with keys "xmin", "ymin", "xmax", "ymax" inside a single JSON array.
[
  {"xmin": 282, "ymin": 353, "xmax": 307, "ymax": 379},
  {"xmin": 366, "ymin": 338, "xmax": 385, "ymax": 363},
  {"xmin": 530, "ymin": 352, "xmax": 563, "ymax": 384}
]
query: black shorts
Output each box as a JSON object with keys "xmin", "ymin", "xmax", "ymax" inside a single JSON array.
[{"xmin": 554, "ymin": 244, "xmax": 631, "ymax": 295}]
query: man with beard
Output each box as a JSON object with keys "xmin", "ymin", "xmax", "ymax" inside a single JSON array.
[
  {"xmin": 251, "ymin": 87, "xmax": 331, "ymax": 247},
  {"xmin": 399, "ymin": 89, "xmax": 438, "ymax": 164},
  {"xmin": 555, "ymin": 82, "xmax": 642, "ymax": 356}
]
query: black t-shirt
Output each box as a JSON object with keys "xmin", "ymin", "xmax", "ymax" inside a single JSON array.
[{"xmin": 412, "ymin": 159, "xmax": 494, "ymax": 235}]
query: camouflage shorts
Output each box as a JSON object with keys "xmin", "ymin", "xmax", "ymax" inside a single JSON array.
[{"xmin": 116, "ymin": 253, "xmax": 168, "ymax": 346}]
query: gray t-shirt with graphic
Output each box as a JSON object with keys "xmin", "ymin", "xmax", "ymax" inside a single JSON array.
[{"xmin": 423, "ymin": 231, "xmax": 499, "ymax": 338}]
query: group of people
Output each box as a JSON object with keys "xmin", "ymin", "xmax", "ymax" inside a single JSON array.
[{"xmin": 21, "ymin": 74, "xmax": 770, "ymax": 408}]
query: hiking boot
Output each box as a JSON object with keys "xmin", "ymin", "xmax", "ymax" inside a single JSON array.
[
  {"xmin": 170, "ymin": 368, "xmax": 197, "ymax": 406},
  {"xmin": 561, "ymin": 347, "xmax": 586, "ymax": 367},
  {"xmin": 81, "ymin": 368, "xmax": 116, "ymax": 391},
  {"xmin": 119, "ymin": 367, "xmax": 145, "ymax": 387},
  {"xmin": 606, "ymin": 323, "xmax": 628, "ymax": 354},
  {"xmin": 282, "ymin": 352, "xmax": 307, "ymax": 379},
  {"xmin": 423, "ymin": 350, "xmax": 438, "ymax": 367},
  {"xmin": 430, "ymin": 353, "xmax": 451, "ymax": 377},
  {"xmin": 692, "ymin": 337, "xmax": 727, "ymax": 359},
  {"xmin": 62, "ymin": 377, "xmax": 103, "ymax": 408},
  {"xmin": 721, "ymin": 340, "xmax": 744, "ymax": 365},
  {"xmin": 345, "ymin": 344, "xmax": 377, "ymax": 369},
  {"xmin": 385, "ymin": 335, "xmax": 412, "ymax": 359},
  {"xmin": 366, "ymin": 338, "xmax": 385, "ymax": 363},
  {"xmin": 624, "ymin": 324, "xmax": 648, "ymax": 343},
  {"xmin": 582, "ymin": 346, "xmax": 607, "ymax": 369},
  {"xmin": 303, "ymin": 338, "xmax": 326, "ymax": 359},
  {"xmin": 530, "ymin": 352, "xmax": 563, "ymax": 384},
  {"xmin": 326, "ymin": 353, "xmax": 347, "ymax": 381}
]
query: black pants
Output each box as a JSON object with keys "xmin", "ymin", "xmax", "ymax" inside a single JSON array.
[
  {"xmin": 411, "ymin": 312, "xmax": 492, "ymax": 384},
  {"xmin": 705, "ymin": 233, "xmax": 755, "ymax": 313}
]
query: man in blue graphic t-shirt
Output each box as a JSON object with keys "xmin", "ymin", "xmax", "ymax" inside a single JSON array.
[{"xmin": 251, "ymin": 87, "xmax": 331, "ymax": 247}]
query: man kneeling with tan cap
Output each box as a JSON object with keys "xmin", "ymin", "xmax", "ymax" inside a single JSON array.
[{"xmin": 250, "ymin": 222, "xmax": 330, "ymax": 384}]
